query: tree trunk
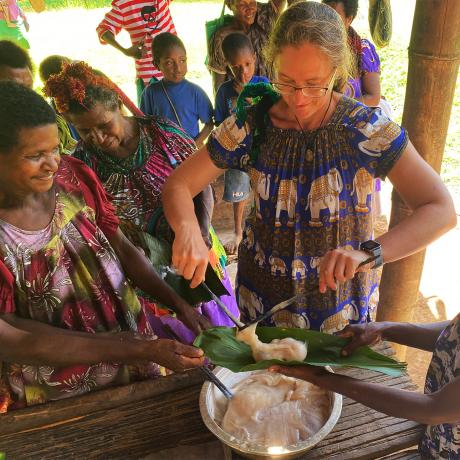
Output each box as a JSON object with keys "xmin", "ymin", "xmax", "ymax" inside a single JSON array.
[{"xmin": 377, "ymin": 0, "xmax": 460, "ymax": 357}]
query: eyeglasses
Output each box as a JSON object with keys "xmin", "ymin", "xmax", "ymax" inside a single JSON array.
[{"xmin": 272, "ymin": 69, "xmax": 337, "ymax": 98}]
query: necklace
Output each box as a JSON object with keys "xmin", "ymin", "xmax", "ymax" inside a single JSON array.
[{"xmin": 294, "ymin": 90, "xmax": 334, "ymax": 132}]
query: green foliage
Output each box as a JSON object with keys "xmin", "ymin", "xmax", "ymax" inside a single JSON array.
[
  {"xmin": 194, "ymin": 326, "xmax": 407, "ymax": 377},
  {"xmin": 19, "ymin": 0, "xmax": 217, "ymax": 11}
]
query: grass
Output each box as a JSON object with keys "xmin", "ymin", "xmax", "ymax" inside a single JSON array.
[{"xmin": 23, "ymin": 0, "xmax": 459, "ymax": 194}]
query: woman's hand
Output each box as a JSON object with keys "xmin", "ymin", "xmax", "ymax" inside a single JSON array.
[
  {"xmin": 337, "ymin": 322, "xmax": 385, "ymax": 356},
  {"xmin": 176, "ymin": 305, "xmax": 212, "ymax": 336},
  {"xmin": 151, "ymin": 339, "xmax": 205, "ymax": 372},
  {"xmin": 269, "ymin": 364, "xmax": 328, "ymax": 383},
  {"xmin": 319, "ymin": 248, "xmax": 373, "ymax": 293},
  {"xmin": 172, "ymin": 224, "xmax": 210, "ymax": 289}
]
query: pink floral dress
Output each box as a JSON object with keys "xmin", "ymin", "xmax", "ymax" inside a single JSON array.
[{"xmin": 0, "ymin": 156, "xmax": 163, "ymax": 411}]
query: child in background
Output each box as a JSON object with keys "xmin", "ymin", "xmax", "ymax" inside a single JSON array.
[
  {"xmin": 141, "ymin": 33, "xmax": 214, "ymax": 148},
  {"xmin": 38, "ymin": 55, "xmax": 80, "ymax": 141},
  {"xmin": 215, "ymin": 32, "xmax": 269, "ymax": 255},
  {"xmin": 0, "ymin": 41, "xmax": 75, "ymax": 153}
]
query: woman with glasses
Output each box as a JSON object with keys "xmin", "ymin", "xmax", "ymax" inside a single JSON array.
[{"xmin": 163, "ymin": 2, "xmax": 455, "ymax": 332}]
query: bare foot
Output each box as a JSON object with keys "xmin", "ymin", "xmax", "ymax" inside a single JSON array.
[{"xmin": 224, "ymin": 232, "xmax": 243, "ymax": 255}]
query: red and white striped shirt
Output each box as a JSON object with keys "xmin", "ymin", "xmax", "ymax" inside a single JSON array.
[{"xmin": 97, "ymin": 0, "xmax": 176, "ymax": 83}]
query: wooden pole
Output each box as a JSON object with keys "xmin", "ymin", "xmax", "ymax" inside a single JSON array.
[{"xmin": 377, "ymin": 1, "xmax": 460, "ymax": 340}]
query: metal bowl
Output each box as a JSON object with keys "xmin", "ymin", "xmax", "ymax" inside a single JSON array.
[{"xmin": 199, "ymin": 367, "xmax": 342, "ymax": 460}]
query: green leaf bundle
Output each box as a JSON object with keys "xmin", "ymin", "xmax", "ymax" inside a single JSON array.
[{"xmin": 194, "ymin": 326, "xmax": 407, "ymax": 377}]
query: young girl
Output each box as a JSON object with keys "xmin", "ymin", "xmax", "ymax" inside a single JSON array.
[{"xmin": 141, "ymin": 32, "xmax": 214, "ymax": 148}]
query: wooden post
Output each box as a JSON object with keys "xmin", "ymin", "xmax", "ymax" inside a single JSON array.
[{"xmin": 377, "ymin": 0, "xmax": 460, "ymax": 348}]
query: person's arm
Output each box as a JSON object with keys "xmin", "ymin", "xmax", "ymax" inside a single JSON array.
[
  {"xmin": 163, "ymin": 146, "xmax": 225, "ymax": 287},
  {"xmin": 0, "ymin": 316, "xmax": 204, "ymax": 371},
  {"xmin": 195, "ymin": 121, "xmax": 214, "ymax": 149},
  {"xmin": 193, "ymin": 185, "xmax": 214, "ymax": 248},
  {"xmin": 212, "ymin": 72, "xmax": 227, "ymax": 97},
  {"xmin": 108, "ymin": 229, "xmax": 211, "ymax": 334},
  {"xmin": 270, "ymin": 365, "xmax": 460, "ymax": 425},
  {"xmin": 359, "ymin": 71, "xmax": 381, "ymax": 107},
  {"xmin": 337, "ymin": 320, "xmax": 451, "ymax": 356},
  {"xmin": 319, "ymin": 140, "xmax": 456, "ymax": 292},
  {"xmin": 100, "ymin": 31, "xmax": 143, "ymax": 59}
]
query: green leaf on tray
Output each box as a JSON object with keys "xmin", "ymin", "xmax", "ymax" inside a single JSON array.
[{"xmin": 194, "ymin": 326, "xmax": 407, "ymax": 377}]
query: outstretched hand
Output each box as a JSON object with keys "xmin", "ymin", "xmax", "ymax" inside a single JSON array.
[
  {"xmin": 269, "ymin": 364, "xmax": 328, "ymax": 382},
  {"xmin": 176, "ymin": 306, "xmax": 212, "ymax": 336},
  {"xmin": 336, "ymin": 322, "xmax": 384, "ymax": 356},
  {"xmin": 151, "ymin": 339, "xmax": 205, "ymax": 372}
]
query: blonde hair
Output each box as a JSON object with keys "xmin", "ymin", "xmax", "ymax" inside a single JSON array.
[{"xmin": 265, "ymin": 1, "xmax": 354, "ymax": 91}]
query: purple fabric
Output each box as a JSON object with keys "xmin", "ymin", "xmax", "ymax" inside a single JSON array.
[
  {"xmin": 147, "ymin": 271, "xmax": 239, "ymax": 345},
  {"xmin": 345, "ymin": 38, "xmax": 381, "ymax": 100}
]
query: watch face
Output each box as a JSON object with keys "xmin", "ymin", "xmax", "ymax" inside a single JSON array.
[{"xmin": 362, "ymin": 240, "xmax": 380, "ymax": 251}]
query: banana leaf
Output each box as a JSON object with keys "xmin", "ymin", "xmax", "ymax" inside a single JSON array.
[
  {"xmin": 142, "ymin": 233, "xmax": 229, "ymax": 305},
  {"xmin": 194, "ymin": 326, "xmax": 407, "ymax": 377}
]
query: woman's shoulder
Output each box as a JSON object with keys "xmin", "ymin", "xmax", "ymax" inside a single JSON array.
[
  {"xmin": 335, "ymin": 96, "xmax": 391, "ymax": 128},
  {"xmin": 55, "ymin": 155, "xmax": 102, "ymax": 191}
]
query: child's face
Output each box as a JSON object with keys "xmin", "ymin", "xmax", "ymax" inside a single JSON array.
[
  {"xmin": 227, "ymin": 48, "xmax": 256, "ymax": 85},
  {"xmin": 157, "ymin": 45, "xmax": 187, "ymax": 83}
]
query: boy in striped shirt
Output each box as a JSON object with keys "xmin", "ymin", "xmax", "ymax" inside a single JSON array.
[{"xmin": 97, "ymin": 0, "xmax": 176, "ymax": 103}]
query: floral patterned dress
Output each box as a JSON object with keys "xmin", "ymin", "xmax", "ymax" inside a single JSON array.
[
  {"xmin": 420, "ymin": 314, "xmax": 460, "ymax": 458},
  {"xmin": 73, "ymin": 116, "xmax": 239, "ymax": 335},
  {"xmin": 0, "ymin": 156, "xmax": 163, "ymax": 411},
  {"xmin": 207, "ymin": 96, "xmax": 407, "ymax": 332}
]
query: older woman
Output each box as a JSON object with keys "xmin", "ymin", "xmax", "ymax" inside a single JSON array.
[
  {"xmin": 0, "ymin": 81, "xmax": 205, "ymax": 410},
  {"xmin": 44, "ymin": 62, "xmax": 239, "ymax": 340},
  {"xmin": 163, "ymin": 2, "xmax": 456, "ymax": 332},
  {"xmin": 208, "ymin": 0, "xmax": 289, "ymax": 93}
]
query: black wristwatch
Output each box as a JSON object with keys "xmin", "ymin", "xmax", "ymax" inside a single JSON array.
[{"xmin": 359, "ymin": 240, "xmax": 383, "ymax": 268}]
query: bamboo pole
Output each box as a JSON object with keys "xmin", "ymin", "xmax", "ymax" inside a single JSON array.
[{"xmin": 377, "ymin": 0, "xmax": 460, "ymax": 352}]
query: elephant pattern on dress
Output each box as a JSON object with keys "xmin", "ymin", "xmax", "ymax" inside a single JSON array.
[
  {"xmin": 254, "ymin": 241, "xmax": 266, "ymax": 268},
  {"xmin": 275, "ymin": 178, "xmax": 297, "ymax": 227},
  {"xmin": 269, "ymin": 253, "xmax": 287, "ymax": 276},
  {"xmin": 356, "ymin": 115, "xmax": 402, "ymax": 157},
  {"xmin": 351, "ymin": 167, "xmax": 374, "ymax": 213},
  {"xmin": 320, "ymin": 301, "xmax": 360, "ymax": 334},
  {"xmin": 250, "ymin": 170, "xmax": 271, "ymax": 219},
  {"xmin": 208, "ymin": 97, "xmax": 407, "ymax": 330},
  {"xmin": 291, "ymin": 258, "xmax": 307, "ymax": 280},
  {"xmin": 273, "ymin": 310, "xmax": 310, "ymax": 329},
  {"xmin": 215, "ymin": 116, "xmax": 248, "ymax": 153},
  {"xmin": 237, "ymin": 284, "xmax": 264, "ymax": 320},
  {"xmin": 305, "ymin": 168, "xmax": 343, "ymax": 227}
]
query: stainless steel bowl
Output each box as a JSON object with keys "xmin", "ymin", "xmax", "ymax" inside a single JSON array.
[{"xmin": 199, "ymin": 367, "xmax": 342, "ymax": 460}]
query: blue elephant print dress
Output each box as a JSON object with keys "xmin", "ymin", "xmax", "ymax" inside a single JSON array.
[{"xmin": 207, "ymin": 94, "xmax": 408, "ymax": 331}]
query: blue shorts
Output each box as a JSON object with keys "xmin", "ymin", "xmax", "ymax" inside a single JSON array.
[{"xmin": 223, "ymin": 169, "xmax": 250, "ymax": 203}]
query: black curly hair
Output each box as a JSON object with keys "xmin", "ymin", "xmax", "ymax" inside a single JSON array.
[
  {"xmin": 322, "ymin": 0, "xmax": 359, "ymax": 19},
  {"xmin": 39, "ymin": 54, "xmax": 71, "ymax": 83},
  {"xmin": 0, "ymin": 81, "xmax": 56, "ymax": 154},
  {"xmin": 222, "ymin": 32, "xmax": 254, "ymax": 63},
  {"xmin": 152, "ymin": 32, "xmax": 186, "ymax": 66},
  {"xmin": 0, "ymin": 40, "xmax": 33, "ymax": 70}
]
